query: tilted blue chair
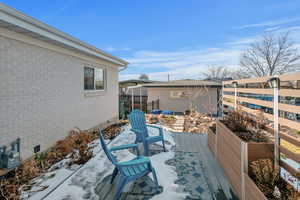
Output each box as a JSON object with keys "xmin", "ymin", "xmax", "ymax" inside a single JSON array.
[
  {"xmin": 99, "ymin": 129, "xmax": 159, "ymax": 200},
  {"xmin": 128, "ymin": 110, "xmax": 166, "ymax": 156}
]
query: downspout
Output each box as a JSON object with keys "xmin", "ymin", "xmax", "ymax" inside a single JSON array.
[{"xmin": 118, "ymin": 65, "xmax": 128, "ymax": 72}]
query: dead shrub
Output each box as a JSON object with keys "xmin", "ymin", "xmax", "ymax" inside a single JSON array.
[
  {"xmin": 222, "ymin": 110, "xmax": 268, "ymax": 142},
  {"xmin": 103, "ymin": 121, "xmax": 127, "ymax": 139},
  {"xmin": 250, "ymin": 159, "xmax": 300, "ymax": 199},
  {"xmin": 184, "ymin": 111, "xmax": 215, "ymax": 133},
  {"xmin": 0, "ymin": 121, "xmax": 127, "ymax": 199}
]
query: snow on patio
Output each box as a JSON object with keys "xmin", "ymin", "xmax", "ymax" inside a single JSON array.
[{"xmin": 21, "ymin": 125, "xmax": 187, "ymax": 200}]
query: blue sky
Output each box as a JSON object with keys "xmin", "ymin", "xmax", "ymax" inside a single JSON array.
[{"xmin": 2, "ymin": 0, "xmax": 300, "ymax": 80}]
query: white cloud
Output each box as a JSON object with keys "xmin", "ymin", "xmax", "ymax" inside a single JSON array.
[
  {"xmin": 125, "ymin": 48, "xmax": 241, "ymax": 70},
  {"xmin": 105, "ymin": 46, "xmax": 131, "ymax": 52},
  {"xmin": 265, "ymin": 26, "xmax": 281, "ymax": 32},
  {"xmin": 235, "ymin": 17, "xmax": 300, "ymax": 29},
  {"xmin": 120, "ymin": 24, "xmax": 300, "ymax": 81},
  {"xmin": 120, "ymin": 64, "xmax": 240, "ymax": 81}
]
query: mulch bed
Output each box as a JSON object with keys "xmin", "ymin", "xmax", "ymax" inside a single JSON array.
[{"xmin": 103, "ymin": 121, "xmax": 128, "ymax": 139}]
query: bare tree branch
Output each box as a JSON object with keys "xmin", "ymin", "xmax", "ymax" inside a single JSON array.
[
  {"xmin": 202, "ymin": 66, "xmax": 231, "ymax": 81},
  {"xmin": 138, "ymin": 74, "xmax": 149, "ymax": 80},
  {"xmin": 240, "ymin": 32, "xmax": 300, "ymax": 77}
]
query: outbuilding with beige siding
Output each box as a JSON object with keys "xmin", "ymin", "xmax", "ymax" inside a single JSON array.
[{"xmin": 142, "ymin": 80, "xmax": 221, "ymax": 115}]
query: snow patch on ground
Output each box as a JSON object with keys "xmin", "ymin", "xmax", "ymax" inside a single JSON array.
[
  {"xmin": 150, "ymin": 151, "xmax": 186, "ymax": 200},
  {"xmin": 22, "ymin": 125, "xmax": 185, "ymax": 200}
]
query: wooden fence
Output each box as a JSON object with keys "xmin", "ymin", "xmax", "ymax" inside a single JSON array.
[
  {"xmin": 119, "ymin": 95, "xmax": 160, "ymax": 118},
  {"xmin": 222, "ymin": 72, "xmax": 300, "ymax": 183},
  {"xmin": 147, "ymin": 99, "xmax": 159, "ymax": 113},
  {"xmin": 119, "ymin": 95, "xmax": 148, "ymax": 117}
]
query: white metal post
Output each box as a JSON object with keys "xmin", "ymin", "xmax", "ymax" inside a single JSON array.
[
  {"xmin": 221, "ymin": 82, "xmax": 224, "ymax": 118},
  {"xmin": 274, "ymin": 84, "xmax": 280, "ymax": 169},
  {"xmin": 140, "ymin": 87, "xmax": 142, "ymax": 111},
  {"xmin": 131, "ymin": 89, "xmax": 134, "ymax": 111},
  {"xmin": 234, "ymin": 84, "xmax": 237, "ymax": 110}
]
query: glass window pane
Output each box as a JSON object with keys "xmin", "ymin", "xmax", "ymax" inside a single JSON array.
[
  {"xmin": 95, "ymin": 68, "xmax": 105, "ymax": 90},
  {"xmin": 84, "ymin": 67, "xmax": 94, "ymax": 90}
]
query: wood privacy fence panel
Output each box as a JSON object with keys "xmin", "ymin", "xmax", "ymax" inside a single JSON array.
[{"xmin": 222, "ymin": 71, "xmax": 300, "ymax": 191}]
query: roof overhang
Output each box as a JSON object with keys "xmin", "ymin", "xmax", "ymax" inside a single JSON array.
[
  {"xmin": 142, "ymin": 85, "xmax": 221, "ymax": 88},
  {"xmin": 0, "ymin": 3, "xmax": 129, "ymax": 66}
]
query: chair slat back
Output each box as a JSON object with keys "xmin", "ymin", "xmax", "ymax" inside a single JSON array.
[
  {"xmin": 99, "ymin": 129, "xmax": 117, "ymax": 164},
  {"xmin": 128, "ymin": 110, "xmax": 149, "ymax": 139}
]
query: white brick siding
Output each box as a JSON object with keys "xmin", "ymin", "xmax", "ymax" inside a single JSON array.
[{"xmin": 0, "ymin": 34, "xmax": 119, "ymax": 159}]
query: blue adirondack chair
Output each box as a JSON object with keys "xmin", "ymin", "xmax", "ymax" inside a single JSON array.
[
  {"xmin": 128, "ymin": 110, "xmax": 166, "ymax": 156},
  {"xmin": 98, "ymin": 129, "xmax": 159, "ymax": 200}
]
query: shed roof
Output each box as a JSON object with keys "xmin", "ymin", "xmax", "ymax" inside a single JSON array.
[
  {"xmin": 0, "ymin": 3, "xmax": 128, "ymax": 66},
  {"xmin": 141, "ymin": 79, "xmax": 221, "ymax": 88},
  {"xmin": 119, "ymin": 79, "xmax": 155, "ymax": 84}
]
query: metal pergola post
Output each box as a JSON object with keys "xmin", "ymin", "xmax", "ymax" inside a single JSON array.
[
  {"xmin": 274, "ymin": 85, "xmax": 279, "ymax": 169},
  {"xmin": 268, "ymin": 76, "xmax": 280, "ymax": 169},
  {"xmin": 127, "ymin": 85, "xmax": 143, "ymax": 112},
  {"xmin": 140, "ymin": 87, "xmax": 142, "ymax": 111},
  {"xmin": 221, "ymin": 82, "xmax": 224, "ymax": 118},
  {"xmin": 232, "ymin": 81, "xmax": 238, "ymax": 110},
  {"xmin": 131, "ymin": 89, "xmax": 134, "ymax": 111}
]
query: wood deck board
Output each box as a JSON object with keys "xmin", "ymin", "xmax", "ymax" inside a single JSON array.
[
  {"xmin": 100, "ymin": 133, "xmax": 237, "ymax": 200},
  {"xmin": 173, "ymin": 133, "xmax": 238, "ymax": 200}
]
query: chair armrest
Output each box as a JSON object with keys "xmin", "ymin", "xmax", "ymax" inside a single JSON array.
[
  {"xmin": 110, "ymin": 143, "xmax": 138, "ymax": 152},
  {"xmin": 130, "ymin": 128, "xmax": 144, "ymax": 134},
  {"xmin": 117, "ymin": 157, "xmax": 150, "ymax": 167},
  {"xmin": 146, "ymin": 124, "xmax": 162, "ymax": 129},
  {"xmin": 146, "ymin": 124, "xmax": 164, "ymax": 137}
]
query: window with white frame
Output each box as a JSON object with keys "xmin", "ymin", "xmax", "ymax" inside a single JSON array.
[{"xmin": 84, "ymin": 66, "xmax": 106, "ymax": 91}]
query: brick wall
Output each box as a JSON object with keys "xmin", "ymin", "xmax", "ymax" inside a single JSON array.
[{"xmin": 0, "ymin": 34, "xmax": 119, "ymax": 159}]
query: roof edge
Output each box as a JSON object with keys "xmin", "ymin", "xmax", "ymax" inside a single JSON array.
[{"xmin": 0, "ymin": 3, "xmax": 129, "ymax": 66}]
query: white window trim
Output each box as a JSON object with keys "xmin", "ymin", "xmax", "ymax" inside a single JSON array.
[{"xmin": 84, "ymin": 65, "xmax": 106, "ymax": 92}]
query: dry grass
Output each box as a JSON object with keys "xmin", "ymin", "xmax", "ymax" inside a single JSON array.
[{"xmin": 0, "ymin": 121, "xmax": 127, "ymax": 200}]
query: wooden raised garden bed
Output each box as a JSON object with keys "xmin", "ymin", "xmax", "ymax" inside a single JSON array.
[
  {"xmin": 207, "ymin": 127, "xmax": 216, "ymax": 156},
  {"xmin": 208, "ymin": 120, "xmax": 272, "ymax": 199}
]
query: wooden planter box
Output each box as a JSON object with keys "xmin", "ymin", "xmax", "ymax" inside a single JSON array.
[
  {"xmin": 207, "ymin": 127, "xmax": 216, "ymax": 156},
  {"xmin": 207, "ymin": 120, "xmax": 272, "ymax": 200},
  {"xmin": 244, "ymin": 173, "xmax": 267, "ymax": 200}
]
